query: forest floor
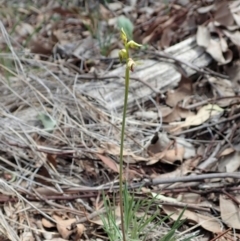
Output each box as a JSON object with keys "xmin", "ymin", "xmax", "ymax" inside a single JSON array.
[{"xmin": 1, "ymin": 1, "xmax": 240, "ymax": 241}]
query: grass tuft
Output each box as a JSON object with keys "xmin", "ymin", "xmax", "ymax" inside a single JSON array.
[{"xmin": 101, "ymin": 187, "xmax": 195, "ymax": 241}]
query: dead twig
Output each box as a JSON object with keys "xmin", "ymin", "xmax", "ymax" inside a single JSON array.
[
  {"xmin": 63, "ymin": 172, "xmax": 240, "ymax": 192},
  {"xmin": 209, "ymin": 228, "xmax": 232, "ymax": 241},
  {"xmin": 144, "ymin": 50, "xmax": 229, "ymax": 79},
  {"xmin": 149, "ymin": 172, "xmax": 240, "ymax": 186}
]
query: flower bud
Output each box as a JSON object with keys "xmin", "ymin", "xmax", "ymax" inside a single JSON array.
[
  {"xmin": 118, "ymin": 49, "xmax": 127, "ymax": 63},
  {"xmin": 120, "ymin": 28, "xmax": 128, "ymax": 45},
  {"xmin": 127, "ymin": 58, "xmax": 136, "ymax": 72},
  {"xmin": 127, "ymin": 40, "xmax": 142, "ymax": 49}
]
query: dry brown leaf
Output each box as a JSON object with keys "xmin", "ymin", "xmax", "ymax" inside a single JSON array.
[
  {"xmin": 232, "ymin": 12, "xmax": 240, "ymax": 27},
  {"xmin": 218, "ymin": 148, "xmax": 235, "ymax": 157},
  {"xmin": 42, "ymin": 218, "xmax": 56, "ymax": 229},
  {"xmin": 160, "ymin": 105, "xmax": 173, "ymax": 117},
  {"xmin": 226, "ymin": 60, "xmax": 240, "ymax": 90},
  {"xmin": 218, "ymin": 151, "xmax": 240, "ymax": 173},
  {"xmin": 35, "ymin": 153, "xmax": 57, "ymax": 186},
  {"xmin": 97, "ymin": 153, "xmax": 119, "ymax": 173},
  {"xmin": 208, "ymin": 77, "xmax": 235, "ymax": 106},
  {"xmin": 147, "ymin": 151, "xmax": 166, "ymax": 165},
  {"xmin": 147, "ymin": 132, "xmax": 195, "ymax": 161},
  {"xmin": 142, "ymin": 15, "xmax": 169, "ymax": 44},
  {"xmin": 163, "ymin": 148, "xmax": 185, "ymax": 163},
  {"xmin": 15, "ymin": 23, "xmax": 34, "ymax": 37},
  {"xmin": 148, "ymin": 132, "xmax": 170, "ymax": 154},
  {"xmin": 220, "ymin": 195, "xmax": 240, "ymax": 229},
  {"xmin": 150, "ymin": 157, "xmax": 201, "ymax": 180},
  {"xmin": 181, "ymin": 193, "xmax": 201, "ymax": 204},
  {"xmin": 219, "ymin": 35, "xmax": 228, "ymax": 52},
  {"xmin": 20, "ymin": 231, "xmax": 35, "ymax": 241},
  {"xmin": 162, "ymin": 205, "xmax": 223, "ymax": 233},
  {"xmin": 163, "ymin": 105, "xmax": 194, "ymax": 123},
  {"xmin": 75, "ymin": 224, "xmax": 86, "ymax": 239},
  {"xmin": 160, "ymin": 28, "xmax": 173, "ymax": 49},
  {"xmin": 170, "ymin": 104, "xmax": 224, "ymax": 132},
  {"xmin": 197, "ymin": 25, "xmax": 232, "ymax": 64},
  {"xmin": 175, "ymin": 138, "xmax": 196, "ymax": 159},
  {"xmin": 100, "ymin": 143, "xmax": 149, "ymax": 163},
  {"xmin": 206, "ymin": 39, "xmax": 232, "ymax": 65},
  {"xmin": 223, "ymin": 30, "xmax": 240, "ymax": 47},
  {"xmin": 166, "ymin": 75, "xmax": 193, "ymax": 107},
  {"xmin": 35, "ymin": 219, "xmax": 57, "ymax": 240},
  {"xmin": 35, "ymin": 186, "xmax": 60, "ymax": 196},
  {"xmin": 30, "ymin": 36, "xmax": 54, "ymax": 55},
  {"xmin": 147, "ymin": 147, "xmax": 185, "ymax": 165},
  {"xmin": 214, "ymin": 1, "xmax": 234, "ymax": 27},
  {"xmin": 99, "ymin": 4, "xmax": 112, "ymax": 20},
  {"xmin": 53, "ymin": 215, "xmax": 76, "ymax": 239}
]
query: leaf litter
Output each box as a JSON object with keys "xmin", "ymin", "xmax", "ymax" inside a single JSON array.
[{"xmin": 1, "ymin": 0, "xmax": 240, "ymax": 240}]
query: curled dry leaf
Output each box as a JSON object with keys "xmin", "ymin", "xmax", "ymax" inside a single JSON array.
[
  {"xmin": 42, "ymin": 218, "xmax": 56, "ymax": 229},
  {"xmin": 96, "ymin": 153, "xmax": 119, "ymax": 173},
  {"xmin": 206, "ymin": 39, "xmax": 232, "ymax": 65},
  {"xmin": 52, "ymin": 214, "xmax": 76, "ymax": 239},
  {"xmin": 196, "ymin": 25, "xmax": 232, "ymax": 64},
  {"xmin": 220, "ymin": 194, "xmax": 240, "ymax": 229},
  {"xmin": 76, "ymin": 224, "xmax": 86, "ymax": 239}
]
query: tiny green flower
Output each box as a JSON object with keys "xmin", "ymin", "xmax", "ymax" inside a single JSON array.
[
  {"xmin": 118, "ymin": 49, "xmax": 127, "ymax": 63},
  {"xmin": 120, "ymin": 28, "xmax": 128, "ymax": 45},
  {"xmin": 127, "ymin": 40, "xmax": 142, "ymax": 49},
  {"xmin": 127, "ymin": 58, "xmax": 136, "ymax": 72}
]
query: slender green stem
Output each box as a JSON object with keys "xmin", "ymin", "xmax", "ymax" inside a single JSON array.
[{"xmin": 119, "ymin": 64, "xmax": 130, "ymax": 241}]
